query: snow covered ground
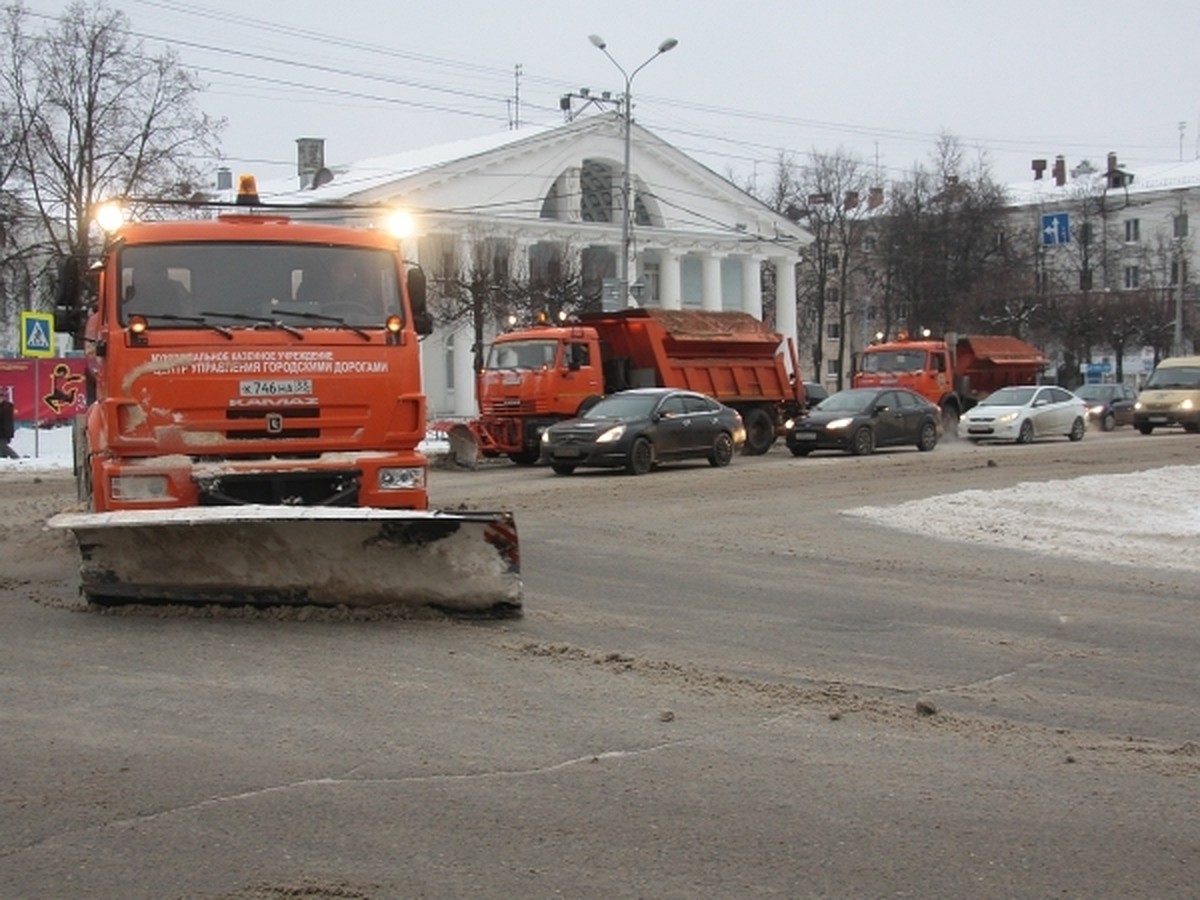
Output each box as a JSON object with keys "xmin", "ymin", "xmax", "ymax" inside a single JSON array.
[{"xmin": 5, "ymin": 426, "xmax": 1199, "ymax": 574}]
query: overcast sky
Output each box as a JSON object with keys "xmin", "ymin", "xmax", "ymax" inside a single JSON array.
[{"xmin": 18, "ymin": 0, "xmax": 1200, "ymax": 192}]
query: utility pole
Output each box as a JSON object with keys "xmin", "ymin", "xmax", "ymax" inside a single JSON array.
[{"xmin": 588, "ymin": 34, "xmax": 678, "ymax": 304}]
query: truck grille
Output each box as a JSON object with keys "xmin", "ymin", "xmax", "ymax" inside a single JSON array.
[
  {"xmin": 225, "ymin": 407, "xmax": 320, "ymax": 440},
  {"xmin": 196, "ymin": 470, "xmax": 361, "ymax": 506}
]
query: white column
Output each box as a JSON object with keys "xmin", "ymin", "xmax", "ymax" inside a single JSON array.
[
  {"xmin": 701, "ymin": 253, "xmax": 723, "ymax": 311},
  {"xmin": 453, "ymin": 326, "xmax": 476, "ymax": 417},
  {"xmin": 772, "ymin": 255, "xmax": 799, "ymax": 376},
  {"xmin": 741, "ymin": 254, "xmax": 764, "ymax": 319},
  {"xmin": 659, "ymin": 249, "xmax": 682, "ymax": 310}
]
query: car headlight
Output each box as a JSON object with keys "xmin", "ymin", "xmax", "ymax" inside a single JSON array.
[
  {"xmin": 596, "ymin": 424, "xmax": 626, "ymax": 443},
  {"xmin": 1134, "ymin": 400, "xmax": 1143, "ymax": 410},
  {"xmin": 995, "ymin": 412, "xmax": 1019, "ymax": 424},
  {"xmin": 541, "ymin": 430, "xmax": 551, "ymax": 444},
  {"xmin": 826, "ymin": 417, "xmax": 853, "ymax": 430},
  {"xmin": 1180, "ymin": 399, "xmax": 1194, "ymax": 411},
  {"xmin": 784, "ymin": 418, "xmax": 796, "ymax": 429},
  {"xmin": 378, "ymin": 467, "xmax": 425, "ymax": 490},
  {"xmin": 1089, "ymin": 404, "xmax": 1104, "ymax": 414}
]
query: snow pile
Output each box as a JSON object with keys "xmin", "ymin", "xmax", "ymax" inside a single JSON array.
[{"xmin": 845, "ymin": 466, "xmax": 1200, "ymax": 573}]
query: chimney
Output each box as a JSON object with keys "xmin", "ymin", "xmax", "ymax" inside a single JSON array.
[
  {"xmin": 1053, "ymin": 155, "xmax": 1066, "ymax": 187},
  {"xmin": 843, "ymin": 191, "xmax": 859, "ymax": 210},
  {"xmin": 1031, "ymin": 159, "xmax": 1047, "ymax": 181},
  {"xmin": 1107, "ymin": 151, "xmax": 1118, "ymax": 174},
  {"xmin": 868, "ymin": 186, "xmax": 884, "ymax": 209},
  {"xmin": 296, "ymin": 137, "xmax": 326, "ymax": 189}
]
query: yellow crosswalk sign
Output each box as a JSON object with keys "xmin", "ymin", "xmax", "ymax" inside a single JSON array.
[{"xmin": 20, "ymin": 312, "xmax": 55, "ymax": 358}]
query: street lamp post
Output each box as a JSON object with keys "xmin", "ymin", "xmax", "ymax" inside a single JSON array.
[{"xmin": 589, "ymin": 33, "xmax": 678, "ymax": 304}]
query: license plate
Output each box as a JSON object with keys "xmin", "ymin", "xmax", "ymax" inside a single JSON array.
[
  {"xmin": 794, "ymin": 432, "xmax": 817, "ymax": 441},
  {"xmin": 1149, "ymin": 416, "xmax": 1168, "ymax": 423},
  {"xmin": 239, "ymin": 379, "xmax": 313, "ymax": 397},
  {"xmin": 555, "ymin": 445, "xmax": 581, "ymax": 458}
]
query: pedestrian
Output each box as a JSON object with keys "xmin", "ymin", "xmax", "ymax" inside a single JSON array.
[{"xmin": 0, "ymin": 393, "xmax": 19, "ymax": 459}]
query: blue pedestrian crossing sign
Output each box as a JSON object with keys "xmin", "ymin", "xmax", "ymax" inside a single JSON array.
[
  {"xmin": 20, "ymin": 311, "xmax": 55, "ymax": 358},
  {"xmin": 1042, "ymin": 212, "xmax": 1070, "ymax": 246}
]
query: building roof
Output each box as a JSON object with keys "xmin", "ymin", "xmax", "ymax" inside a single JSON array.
[{"xmin": 1005, "ymin": 157, "xmax": 1200, "ymax": 207}]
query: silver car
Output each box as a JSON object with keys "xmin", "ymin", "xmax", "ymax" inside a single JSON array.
[{"xmin": 958, "ymin": 385, "xmax": 1087, "ymax": 443}]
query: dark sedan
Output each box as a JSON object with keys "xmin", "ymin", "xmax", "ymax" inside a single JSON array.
[
  {"xmin": 1075, "ymin": 382, "xmax": 1137, "ymax": 431},
  {"xmin": 540, "ymin": 388, "xmax": 746, "ymax": 475},
  {"xmin": 785, "ymin": 387, "xmax": 942, "ymax": 456}
]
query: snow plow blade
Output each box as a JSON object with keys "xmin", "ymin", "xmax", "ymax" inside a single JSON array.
[{"xmin": 48, "ymin": 506, "xmax": 522, "ymax": 616}]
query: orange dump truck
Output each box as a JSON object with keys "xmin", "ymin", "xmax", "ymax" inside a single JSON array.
[
  {"xmin": 853, "ymin": 332, "xmax": 1047, "ymax": 428},
  {"xmin": 48, "ymin": 186, "xmax": 520, "ymax": 615},
  {"xmin": 460, "ymin": 308, "xmax": 804, "ymax": 461}
]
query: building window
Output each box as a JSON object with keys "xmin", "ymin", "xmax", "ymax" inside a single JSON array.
[
  {"xmin": 1079, "ymin": 222, "xmax": 1094, "ymax": 245},
  {"xmin": 862, "ymin": 236, "xmax": 876, "ymax": 253},
  {"xmin": 444, "ymin": 341, "xmax": 455, "ymax": 391},
  {"xmin": 1175, "ymin": 214, "xmax": 1189, "ymax": 238},
  {"xmin": 640, "ymin": 261, "xmax": 660, "ymax": 304},
  {"xmin": 1123, "ymin": 266, "xmax": 1140, "ymax": 289},
  {"xmin": 825, "ymin": 321, "xmax": 840, "ymax": 341},
  {"xmin": 1171, "ymin": 260, "xmax": 1188, "ymax": 285},
  {"xmin": 1124, "ymin": 219, "xmax": 1140, "ymax": 243},
  {"xmin": 825, "ymin": 358, "xmax": 840, "ymax": 379}
]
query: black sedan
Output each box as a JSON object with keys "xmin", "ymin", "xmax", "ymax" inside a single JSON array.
[
  {"xmin": 785, "ymin": 387, "xmax": 941, "ymax": 456},
  {"xmin": 1075, "ymin": 382, "xmax": 1137, "ymax": 431},
  {"xmin": 540, "ymin": 388, "xmax": 746, "ymax": 476}
]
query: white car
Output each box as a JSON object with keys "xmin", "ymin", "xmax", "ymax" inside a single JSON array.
[{"xmin": 958, "ymin": 385, "xmax": 1087, "ymax": 443}]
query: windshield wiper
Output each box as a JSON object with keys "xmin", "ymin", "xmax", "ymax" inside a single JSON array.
[
  {"xmin": 198, "ymin": 310, "xmax": 305, "ymax": 339},
  {"xmin": 272, "ymin": 309, "xmax": 371, "ymax": 340},
  {"xmin": 131, "ymin": 313, "xmax": 233, "ymax": 339}
]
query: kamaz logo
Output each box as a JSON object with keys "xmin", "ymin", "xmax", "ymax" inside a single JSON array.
[
  {"xmin": 228, "ymin": 397, "xmax": 318, "ymax": 407},
  {"xmin": 265, "ymin": 413, "xmax": 284, "ymax": 434}
]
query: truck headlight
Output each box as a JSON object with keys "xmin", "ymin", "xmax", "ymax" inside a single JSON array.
[
  {"xmin": 378, "ymin": 467, "xmax": 425, "ymax": 490},
  {"xmin": 110, "ymin": 475, "xmax": 170, "ymax": 501}
]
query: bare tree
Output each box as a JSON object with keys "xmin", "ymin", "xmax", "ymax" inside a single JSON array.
[
  {"xmin": 2, "ymin": 1, "xmax": 223, "ymax": 306},
  {"xmin": 795, "ymin": 148, "xmax": 871, "ymax": 388}
]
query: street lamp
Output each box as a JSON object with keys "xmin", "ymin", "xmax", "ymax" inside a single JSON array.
[{"xmin": 588, "ymin": 33, "xmax": 678, "ymax": 304}]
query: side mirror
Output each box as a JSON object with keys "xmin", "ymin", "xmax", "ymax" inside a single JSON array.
[
  {"xmin": 406, "ymin": 266, "xmax": 432, "ymax": 336},
  {"xmin": 54, "ymin": 256, "xmax": 82, "ymax": 333}
]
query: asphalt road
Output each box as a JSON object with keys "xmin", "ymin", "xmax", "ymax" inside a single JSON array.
[{"xmin": 2, "ymin": 429, "xmax": 1198, "ymax": 899}]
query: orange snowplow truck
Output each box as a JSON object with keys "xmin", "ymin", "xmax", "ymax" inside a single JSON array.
[
  {"xmin": 48, "ymin": 182, "xmax": 521, "ymax": 615},
  {"xmin": 461, "ymin": 308, "xmax": 805, "ymax": 462},
  {"xmin": 853, "ymin": 331, "xmax": 1047, "ymax": 428}
]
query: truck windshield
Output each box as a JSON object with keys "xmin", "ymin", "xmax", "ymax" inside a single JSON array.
[
  {"xmin": 118, "ymin": 244, "xmax": 402, "ymax": 328},
  {"xmin": 1144, "ymin": 365, "xmax": 1200, "ymax": 390},
  {"xmin": 860, "ymin": 350, "xmax": 926, "ymax": 373},
  {"xmin": 485, "ymin": 340, "xmax": 559, "ymax": 370}
]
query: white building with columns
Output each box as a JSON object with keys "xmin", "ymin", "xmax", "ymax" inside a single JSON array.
[{"xmin": 260, "ymin": 113, "xmax": 809, "ymax": 417}]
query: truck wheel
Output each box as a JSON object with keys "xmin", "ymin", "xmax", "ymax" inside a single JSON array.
[
  {"xmin": 1137, "ymin": 423, "xmax": 1153, "ymax": 435},
  {"xmin": 917, "ymin": 421, "xmax": 938, "ymax": 451},
  {"xmin": 626, "ymin": 437, "xmax": 653, "ymax": 475},
  {"xmin": 1017, "ymin": 420, "xmax": 1034, "ymax": 444},
  {"xmin": 507, "ymin": 449, "xmax": 540, "ymax": 465},
  {"xmin": 708, "ymin": 432, "xmax": 734, "ymax": 468},
  {"xmin": 941, "ymin": 407, "xmax": 960, "ymax": 436},
  {"xmin": 850, "ymin": 426, "xmax": 875, "ymax": 456},
  {"xmin": 741, "ymin": 407, "xmax": 775, "ymax": 455},
  {"xmin": 550, "ymin": 463, "xmax": 576, "ymax": 476},
  {"xmin": 1068, "ymin": 417, "xmax": 1085, "ymax": 442}
]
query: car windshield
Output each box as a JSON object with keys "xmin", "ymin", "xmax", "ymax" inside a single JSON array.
[
  {"xmin": 816, "ymin": 389, "xmax": 879, "ymax": 414},
  {"xmin": 584, "ymin": 394, "xmax": 660, "ymax": 419},
  {"xmin": 1144, "ymin": 365, "xmax": 1200, "ymax": 390},
  {"xmin": 485, "ymin": 339, "xmax": 558, "ymax": 370},
  {"xmin": 860, "ymin": 350, "xmax": 927, "ymax": 373},
  {"xmin": 979, "ymin": 386, "xmax": 1036, "ymax": 406},
  {"xmin": 1075, "ymin": 385, "xmax": 1114, "ymax": 401}
]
